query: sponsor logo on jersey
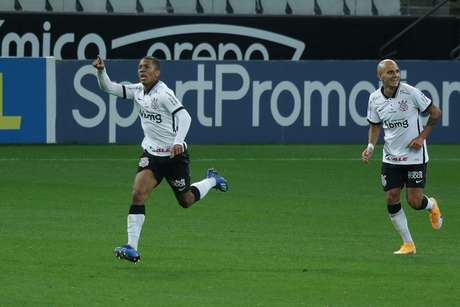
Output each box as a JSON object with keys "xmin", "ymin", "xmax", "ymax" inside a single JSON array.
[
  {"xmin": 385, "ymin": 154, "xmax": 408, "ymax": 162},
  {"xmin": 384, "ymin": 119, "xmax": 409, "ymax": 129},
  {"xmin": 408, "ymin": 171, "xmax": 423, "ymax": 179},
  {"xmin": 140, "ymin": 109, "xmax": 162, "ymax": 123},
  {"xmin": 151, "ymin": 147, "xmax": 170, "ymax": 153}
]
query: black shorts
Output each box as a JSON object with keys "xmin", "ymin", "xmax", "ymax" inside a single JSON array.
[
  {"xmin": 381, "ymin": 162, "xmax": 427, "ymax": 192},
  {"xmin": 137, "ymin": 150, "xmax": 191, "ymax": 194}
]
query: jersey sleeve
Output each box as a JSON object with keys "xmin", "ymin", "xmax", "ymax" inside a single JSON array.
[
  {"xmin": 366, "ymin": 95, "xmax": 381, "ymax": 124},
  {"xmin": 411, "ymin": 87, "xmax": 432, "ymax": 113},
  {"xmin": 122, "ymin": 83, "xmax": 140, "ymax": 100},
  {"xmin": 159, "ymin": 90, "xmax": 184, "ymax": 114}
]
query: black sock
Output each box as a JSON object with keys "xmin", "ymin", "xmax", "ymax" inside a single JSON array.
[
  {"xmin": 129, "ymin": 204, "xmax": 145, "ymax": 215},
  {"xmin": 416, "ymin": 196, "xmax": 429, "ymax": 210},
  {"xmin": 387, "ymin": 203, "xmax": 401, "ymax": 214},
  {"xmin": 190, "ymin": 186, "xmax": 201, "ymax": 201}
]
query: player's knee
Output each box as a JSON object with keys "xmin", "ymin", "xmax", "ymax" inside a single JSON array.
[
  {"xmin": 386, "ymin": 191, "xmax": 400, "ymax": 204},
  {"xmin": 132, "ymin": 188, "xmax": 148, "ymax": 204},
  {"xmin": 177, "ymin": 193, "xmax": 194, "ymax": 208},
  {"xmin": 178, "ymin": 199, "xmax": 192, "ymax": 208}
]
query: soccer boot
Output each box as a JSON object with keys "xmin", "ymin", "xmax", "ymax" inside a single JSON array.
[
  {"xmin": 429, "ymin": 197, "xmax": 443, "ymax": 230},
  {"xmin": 206, "ymin": 168, "xmax": 229, "ymax": 192},
  {"xmin": 114, "ymin": 244, "xmax": 141, "ymax": 263},
  {"xmin": 393, "ymin": 242, "xmax": 416, "ymax": 255}
]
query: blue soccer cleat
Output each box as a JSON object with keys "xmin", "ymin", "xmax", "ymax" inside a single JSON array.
[
  {"xmin": 114, "ymin": 244, "xmax": 140, "ymax": 263},
  {"xmin": 206, "ymin": 168, "xmax": 229, "ymax": 192}
]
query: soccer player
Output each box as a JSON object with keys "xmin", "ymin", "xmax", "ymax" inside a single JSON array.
[
  {"xmin": 362, "ymin": 59, "xmax": 443, "ymax": 255},
  {"xmin": 92, "ymin": 55, "xmax": 229, "ymax": 263}
]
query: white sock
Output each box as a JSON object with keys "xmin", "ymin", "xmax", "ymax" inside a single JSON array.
[
  {"xmin": 191, "ymin": 178, "xmax": 216, "ymax": 200},
  {"xmin": 127, "ymin": 214, "xmax": 145, "ymax": 250},
  {"xmin": 389, "ymin": 208, "xmax": 414, "ymax": 243},
  {"xmin": 424, "ymin": 195, "xmax": 433, "ymax": 211}
]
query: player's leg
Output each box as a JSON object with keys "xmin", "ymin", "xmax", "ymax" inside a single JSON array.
[
  {"xmin": 405, "ymin": 163, "xmax": 442, "ymax": 229},
  {"xmin": 115, "ymin": 153, "xmax": 160, "ymax": 263},
  {"xmin": 406, "ymin": 188, "xmax": 443, "ymax": 230},
  {"xmin": 167, "ymin": 153, "xmax": 228, "ymax": 208},
  {"xmin": 128, "ymin": 169, "xmax": 158, "ymax": 249},
  {"xmin": 174, "ymin": 169, "xmax": 228, "ymax": 207},
  {"xmin": 382, "ymin": 163, "xmax": 416, "ymax": 254}
]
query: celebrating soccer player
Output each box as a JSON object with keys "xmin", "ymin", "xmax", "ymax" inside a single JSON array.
[
  {"xmin": 362, "ymin": 59, "xmax": 443, "ymax": 255},
  {"xmin": 93, "ymin": 55, "xmax": 229, "ymax": 263}
]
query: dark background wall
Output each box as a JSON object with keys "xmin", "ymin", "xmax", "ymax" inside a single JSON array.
[{"xmin": 1, "ymin": 13, "xmax": 459, "ymax": 60}]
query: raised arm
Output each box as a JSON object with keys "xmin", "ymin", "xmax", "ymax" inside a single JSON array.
[
  {"xmin": 362, "ymin": 123, "xmax": 381, "ymax": 163},
  {"xmin": 92, "ymin": 55, "xmax": 125, "ymax": 97}
]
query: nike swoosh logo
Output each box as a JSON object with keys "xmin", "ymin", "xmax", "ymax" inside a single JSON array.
[{"xmin": 415, "ymin": 180, "xmax": 423, "ymax": 183}]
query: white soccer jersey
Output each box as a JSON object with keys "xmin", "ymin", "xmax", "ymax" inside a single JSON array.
[
  {"xmin": 367, "ymin": 82, "xmax": 432, "ymax": 165},
  {"xmin": 123, "ymin": 81, "xmax": 185, "ymax": 157}
]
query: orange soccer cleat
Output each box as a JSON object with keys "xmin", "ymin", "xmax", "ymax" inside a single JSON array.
[
  {"xmin": 429, "ymin": 198, "xmax": 443, "ymax": 230},
  {"xmin": 393, "ymin": 242, "xmax": 416, "ymax": 255}
]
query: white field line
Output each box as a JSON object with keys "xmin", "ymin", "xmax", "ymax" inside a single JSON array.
[{"xmin": 0, "ymin": 157, "xmax": 459, "ymax": 162}]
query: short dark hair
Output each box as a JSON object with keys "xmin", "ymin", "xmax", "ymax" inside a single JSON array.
[{"xmin": 141, "ymin": 56, "xmax": 160, "ymax": 70}]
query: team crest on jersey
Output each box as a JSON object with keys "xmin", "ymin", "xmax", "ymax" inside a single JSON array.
[
  {"xmin": 150, "ymin": 97, "xmax": 160, "ymax": 110},
  {"xmin": 139, "ymin": 157, "xmax": 149, "ymax": 168},
  {"xmin": 381, "ymin": 175, "xmax": 387, "ymax": 187},
  {"xmin": 398, "ymin": 100, "xmax": 408, "ymax": 112}
]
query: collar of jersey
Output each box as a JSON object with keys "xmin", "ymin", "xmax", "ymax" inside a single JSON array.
[
  {"xmin": 380, "ymin": 82, "xmax": 400, "ymax": 99},
  {"xmin": 143, "ymin": 80, "xmax": 160, "ymax": 95}
]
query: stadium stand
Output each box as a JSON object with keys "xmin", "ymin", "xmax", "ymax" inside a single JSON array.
[{"xmin": 0, "ymin": 0, "xmax": 455, "ymax": 16}]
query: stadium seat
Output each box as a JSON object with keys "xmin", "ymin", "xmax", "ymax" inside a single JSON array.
[
  {"xmin": 75, "ymin": 0, "xmax": 106, "ymax": 12},
  {"xmin": 11, "ymin": 0, "xmax": 47, "ymax": 11},
  {"xmin": 344, "ymin": 0, "xmax": 400, "ymax": 16},
  {"xmin": 138, "ymin": 0, "xmax": 166, "ymax": 14},
  {"xmin": 287, "ymin": 0, "xmax": 315, "ymax": 15},
  {"xmin": 0, "ymin": 1, "xmax": 15, "ymax": 11},
  {"xmin": 213, "ymin": 0, "xmax": 255, "ymax": 14},
  {"xmin": 258, "ymin": 0, "xmax": 288, "ymax": 15},
  {"xmin": 317, "ymin": 0, "xmax": 343, "ymax": 15},
  {"xmin": 373, "ymin": 0, "xmax": 400, "ymax": 16},
  {"xmin": 166, "ymin": 0, "xmax": 212, "ymax": 14}
]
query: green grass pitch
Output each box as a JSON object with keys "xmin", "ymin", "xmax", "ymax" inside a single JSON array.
[{"xmin": 1, "ymin": 144, "xmax": 459, "ymax": 306}]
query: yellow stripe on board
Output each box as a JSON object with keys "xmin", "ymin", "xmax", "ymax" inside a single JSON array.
[{"xmin": 0, "ymin": 73, "xmax": 22, "ymax": 130}]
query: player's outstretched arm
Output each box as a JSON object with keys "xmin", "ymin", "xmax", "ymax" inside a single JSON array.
[
  {"xmin": 362, "ymin": 123, "xmax": 381, "ymax": 163},
  {"xmin": 92, "ymin": 55, "xmax": 125, "ymax": 98},
  {"xmin": 408, "ymin": 104, "xmax": 442, "ymax": 150}
]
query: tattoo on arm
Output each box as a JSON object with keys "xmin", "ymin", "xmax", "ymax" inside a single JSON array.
[{"xmin": 426, "ymin": 116, "xmax": 439, "ymax": 127}]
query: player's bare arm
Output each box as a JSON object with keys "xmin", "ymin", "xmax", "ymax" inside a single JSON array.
[
  {"xmin": 362, "ymin": 123, "xmax": 381, "ymax": 163},
  {"xmin": 408, "ymin": 104, "xmax": 442, "ymax": 150}
]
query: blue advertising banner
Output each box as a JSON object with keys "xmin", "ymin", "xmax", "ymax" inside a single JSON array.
[
  {"xmin": 0, "ymin": 58, "xmax": 48, "ymax": 143},
  {"xmin": 55, "ymin": 60, "xmax": 460, "ymax": 144}
]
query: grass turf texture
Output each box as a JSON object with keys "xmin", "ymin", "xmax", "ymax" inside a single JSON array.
[{"xmin": 1, "ymin": 144, "xmax": 459, "ymax": 306}]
